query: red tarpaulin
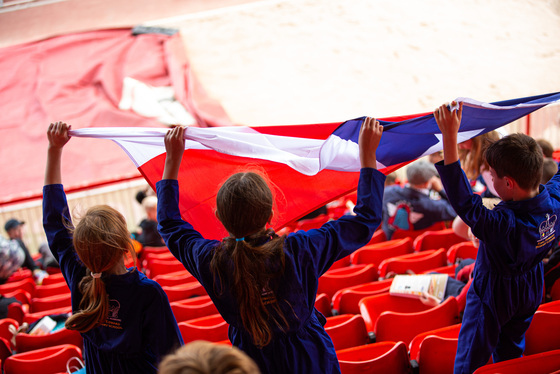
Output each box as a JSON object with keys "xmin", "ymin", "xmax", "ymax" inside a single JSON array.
[{"xmin": 0, "ymin": 28, "xmax": 231, "ymax": 206}]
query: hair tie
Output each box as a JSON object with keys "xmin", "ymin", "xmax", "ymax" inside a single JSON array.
[
  {"xmin": 91, "ymin": 272, "xmax": 102, "ymax": 279},
  {"xmin": 235, "ymin": 237, "xmax": 245, "ymax": 242}
]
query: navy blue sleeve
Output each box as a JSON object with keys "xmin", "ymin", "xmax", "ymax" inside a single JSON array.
[
  {"xmin": 435, "ymin": 160, "xmax": 513, "ymax": 241},
  {"xmin": 156, "ymin": 179, "xmax": 219, "ymax": 281},
  {"xmin": 42, "ymin": 184, "xmax": 85, "ymax": 289},
  {"xmin": 286, "ymin": 167, "xmax": 385, "ymax": 276}
]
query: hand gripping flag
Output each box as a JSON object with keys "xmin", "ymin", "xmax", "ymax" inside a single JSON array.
[{"xmin": 71, "ymin": 93, "xmax": 560, "ymax": 239}]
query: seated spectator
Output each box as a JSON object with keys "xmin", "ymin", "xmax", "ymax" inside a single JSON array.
[
  {"xmin": 4, "ymin": 218, "xmax": 48, "ymax": 282},
  {"xmin": 536, "ymin": 138, "xmax": 554, "ymax": 159},
  {"xmin": 0, "ymin": 235, "xmax": 25, "ymax": 284},
  {"xmin": 543, "ymin": 157, "xmax": 559, "ymax": 184},
  {"xmin": 382, "ymin": 161, "xmax": 456, "ymax": 240},
  {"xmin": 133, "ymin": 196, "xmax": 165, "ymax": 247},
  {"xmin": 159, "ymin": 340, "xmax": 260, "ymax": 374}
]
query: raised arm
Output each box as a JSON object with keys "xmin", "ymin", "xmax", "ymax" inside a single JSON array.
[
  {"xmin": 359, "ymin": 117, "xmax": 383, "ymax": 169},
  {"xmin": 434, "ymin": 102, "xmax": 463, "ymax": 165},
  {"xmin": 45, "ymin": 122, "xmax": 71, "ymax": 185},
  {"xmin": 162, "ymin": 126, "xmax": 185, "ymax": 181}
]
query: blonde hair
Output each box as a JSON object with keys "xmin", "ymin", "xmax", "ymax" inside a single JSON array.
[
  {"xmin": 65, "ymin": 205, "xmax": 136, "ymax": 333},
  {"xmin": 158, "ymin": 341, "xmax": 261, "ymax": 374}
]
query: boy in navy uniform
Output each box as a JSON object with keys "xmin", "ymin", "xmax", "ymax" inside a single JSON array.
[{"xmin": 434, "ymin": 102, "xmax": 560, "ymax": 373}]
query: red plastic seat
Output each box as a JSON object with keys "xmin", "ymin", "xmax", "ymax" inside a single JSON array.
[
  {"xmin": 7, "ymin": 302, "xmax": 26, "ymax": 325},
  {"xmin": 332, "ymin": 279, "xmax": 392, "ymax": 315},
  {"xmin": 375, "ymin": 297, "xmax": 460, "ymax": 345},
  {"xmin": 358, "ymin": 293, "xmax": 431, "ymax": 332},
  {"xmin": 30, "ymin": 293, "xmax": 71, "ymax": 313},
  {"xmin": 4, "ymin": 344, "xmax": 82, "ymax": 374},
  {"xmin": 537, "ymin": 299, "xmax": 560, "ymax": 312},
  {"xmin": 366, "ymin": 229, "xmax": 387, "ymax": 245},
  {"xmin": 162, "ymin": 281, "xmax": 207, "ymax": 303},
  {"xmin": 413, "ymin": 228, "xmax": 465, "ymax": 252},
  {"xmin": 16, "ymin": 327, "xmax": 83, "ymax": 353},
  {"xmin": 0, "ymin": 277, "xmax": 36, "ymax": 298},
  {"xmin": 178, "ymin": 314, "xmax": 229, "ymax": 344},
  {"xmin": 351, "ymin": 237, "xmax": 413, "ymax": 266},
  {"xmin": 447, "ymin": 241, "xmax": 478, "ymax": 264},
  {"xmin": 40, "ymin": 273, "xmax": 65, "ymax": 286},
  {"xmin": 314, "ymin": 293, "xmax": 332, "ymax": 317},
  {"xmin": 325, "ymin": 314, "xmax": 369, "ymax": 351},
  {"xmin": 5, "ymin": 269, "xmax": 33, "ymax": 284},
  {"xmin": 330, "ymin": 255, "xmax": 352, "ymax": 271},
  {"xmin": 525, "ymin": 310, "xmax": 560, "ymax": 355},
  {"xmin": 23, "ymin": 306, "xmax": 72, "ymax": 325},
  {"xmin": 420, "ymin": 264, "xmax": 457, "ymax": 277},
  {"xmin": 337, "ymin": 341, "xmax": 412, "ymax": 374},
  {"xmin": 3, "ymin": 289, "xmax": 32, "ymax": 306},
  {"xmin": 318, "ymin": 264, "xmax": 378, "ymax": 299},
  {"xmin": 295, "ymin": 214, "xmax": 331, "ymax": 231},
  {"xmin": 170, "ymin": 295, "xmax": 219, "ymax": 323},
  {"xmin": 35, "ymin": 282, "xmax": 70, "ymax": 298},
  {"xmin": 473, "ymin": 349, "xmax": 560, "ymax": 374},
  {"xmin": 145, "ymin": 258, "xmax": 186, "ymax": 279},
  {"xmin": 378, "ymin": 248, "xmax": 447, "ymax": 279},
  {"xmin": 551, "ymin": 278, "xmax": 560, "ymax": 302},
  {"xmin": 391, "ymin": 222, "xmax": 447, "ymax": 241},
  {"xmin": 153, "ymin": 270, "xmax": 196, "ymax": 287},
  {"xmin": 0, "ymin": 318, "xmax": 19, "ymax": 350},
  {"xmin": 417, "ymin": 335, "xmax": 458, "ymax": 374},
  {"xmin": 409, "ymin": 323, "xmax": 461, "ymax": 362}
]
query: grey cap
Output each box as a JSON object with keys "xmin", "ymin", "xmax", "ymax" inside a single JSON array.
[{"xmin": 406, "ymin": 161, "xmax": 438, "ymax": 185}]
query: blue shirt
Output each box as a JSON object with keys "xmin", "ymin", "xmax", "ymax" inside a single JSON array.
[
  {"xmin": 156, "ymin": 168, "xmax": 385, "ymax": 374},
  {"xmin": 43, "ymin": 184, "xmax": 183, "ymax": 374}
]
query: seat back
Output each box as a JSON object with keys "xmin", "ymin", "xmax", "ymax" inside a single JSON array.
[
  {"xmin": 409, "ymin": 323, "xmax": 461, "ymax": 361},
  {"xmin": 314, "ymin": 293, "xmax": 332, "ymax": 317},
  {"xmin": 375, "ymin": 297, "xmax": 460, "ymax": 345},
  {"xmin": 391, "ymin": 222, "xmax": 447, "ymax": 241},
  {"xmin": 359, "ymin": 293, "xmax": 431, "ymax": 332},
  {"xmin": 4, "ymin": 344, "xmax": 82, "ymax": 374},
  {"xmin": 417, "ymin": 335, "xmax": 458, "ymax": 374},
  {"xmin": 537, "ymin": 299, "xmax": 560, "ymax": 312},
  {"xmin": 0, "ymin": 277, "xmax": 36, "ymax": 297},
  {"xmin": 337, "ymin": 341, "xmax": 412, "ymax": 374},
  {"xmin": 446, "ymin": 241, "xmax": 478, "ymax": 264},
  {"xmin": 30, "ymin": 293, "xmax": 71, "ymax": 313},
  {"xmin": 40, "ymin": 272, "xmax": 65, "ymax": 286},
  {"xmin": 473, "ymin": 349, "xmax": 560, "ymax": 374},
  {"xmin": 35, "ymin": 282, "xmax": 70, "ymax": 298},
  {"xmin": 318, "ymin": 264, "xmax": 378, "ymax": 299},
  {"xmin": 413, "ymin": 228, "xmax": 465, "ymax": 252},
  {"xmin": 295, "ymin": 214, "xmax": 331, "ymax": 231},
  {"xmin": 162, "ymin": 281, "xmax": 207, "ymax": 303},
  {"xmin": 153, "ymin": 270, "xmax": 195, "ymax": 287},
  {"xmin": 145, "ymin": 258, "xmax": 185, "ymax": 279},
  {"xmin": 171, "ymin": 295, "xmax": 219, "ymax": 323},
  {"xmin": 178, "ymin": 314, "xmax": 229, "ymax": 344},
  {"xmin": 332, "ymin": 279, "xmax": 392, "ymax": 315},
  {"xmin": 525, "ymin": 310, "xmax": 560, "ymax": 355},
  {"xmin": 0, "ymin": 318, "xmax": 19, "ymax": 350},
  {"xmin": 378, "ymin": 248, "xmax": 447, "ymax": 279},
  {"xmin": 325, "ymin": 314, "xmax": 369, "ymax": 351},
  {"xmin": 16, "ymin": 327, "xmax": 83, "ymax": 353},
  {"xmin": 351, "ymin": 237, "xmax": 413, "ymax": 266}
]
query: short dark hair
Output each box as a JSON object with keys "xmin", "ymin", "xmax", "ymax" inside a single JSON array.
[
  {"xmin": 542, "ymin": 158, "xmax": 558, "ymax": 184},
  {"xmin": 484, "ymin": 133, "xmax": 543, "ymax": 191},
  {"xmin": 536, "ymin": 139, "xmax": 554, "ymax": 158}
]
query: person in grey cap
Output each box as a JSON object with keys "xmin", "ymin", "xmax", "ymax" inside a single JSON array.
[
  {"xmin": 4, "ymin": 218, "xmax": 41, "ymax": 276},
  {"xmin": 381, "ymin": 160, "xmax": 456, "ymax": 239}
]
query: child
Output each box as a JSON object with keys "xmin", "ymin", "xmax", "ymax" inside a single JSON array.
[
  {"xmin": 159, "ymin": 340, "xmax": 260, "ymax": 374},
  {"xmin": 434, "ymin": 103, "xmax": 560, "ymax": 373},
  {"xmin": 43, "ymin": 122, "xmax": 183, "ymax": 373},
  {"xmin": 156, "ymin": 118, "xmax": 385, "ymax": 373}
]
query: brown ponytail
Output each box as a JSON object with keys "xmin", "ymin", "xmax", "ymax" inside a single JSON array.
[
  {"xmin": 211, "ymin": 172, "xmax": 292, "ymax": 348},
  {"xmin": 65, "ymin": 205, "xmax": 136, "ymax": 333}
]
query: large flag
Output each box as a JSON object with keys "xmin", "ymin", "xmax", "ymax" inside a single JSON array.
[{"xmin": 72, "ymin": 93, "xmax": 560, "ymax": 239}]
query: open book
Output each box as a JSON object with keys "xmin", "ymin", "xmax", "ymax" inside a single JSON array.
[{"xmin": 389, "ymin": 274, "xmax": 448, "ymax": 303}]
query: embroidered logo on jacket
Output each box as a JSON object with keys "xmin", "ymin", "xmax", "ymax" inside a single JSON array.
[
  {"xmin": 537, "ymin": 213, "xmax": 557, "ymax": 248},
  {"xmin": 101, "ymin": 299, "xmax": 123, "ymax": 330}
]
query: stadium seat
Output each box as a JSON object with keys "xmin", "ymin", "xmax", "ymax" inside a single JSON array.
[
  {"xmin": 374, "ymin": 297, "xmax": 460, "ymax": 345},
  {"xmin": 35, "ymin": 282, "xmax": 70, "ymax": 298},
  {"xmin": 41, "ymin": 273, "xmax": 65, "ymax": 286},
  {"xmin": 178, "ymin": 314, "xmax": 229, "ymax": 344},
  {"xmin": 330, "ymin": 255, "xmax": 352, "ymax": 271},
  {"xmin": 409, "ymin": 323, "xmax": 461, "ymax": 362},
  {"xmin": 152, "ymin": 270, "xmax": 196, "ymax": 287},
  {"xmin": 3, "ymin": 289, "xmax": 32, "ymax": 306},
  {"xmin": 142, "ymin": 246, "xmax": 170, "ymax": 257},
  {"xmin": 0, "ymin": 337, "xmax": 12, "ymax": 369},
  {"xmin": 350, "ymin": 237, "xmax": 413, "ymax": 266},
  {"xmin": 170, "ymin": 295, "xmax": 219, "ymax": 323},
  {"xmin": 367, "ymin": 229, "xmax": 387, "ymax": 244},
  {"xmin": 314, "ymin": 293, "xmax": 332, "ymax": 317},
  {"xmin": 358, "ymin": 293, "xmax": 431, "ymax": 332},
  {"xmin": 0, "ymin": 277, "xmax": 36, "ymax": 298},
  {"xmin": 318, "ymin": 264, "xmax": 378, "ymax": 299},
  {"xmin": 420, "ymin": 264, "xmax": 457, "ymax": 277},
  {"xmin": 332, "ymin": 279, "xmax": 392, "ymax": 315},
  {"xmin": 551, "ymin": 278, "xmax": 560, "ymax": 302},
  {"xmin": 16, "ymin": 327, "xmax": 83, "ymax": 353},
  {"xmin": 22, "ymin": 306, "xmax": 72, "ymax": 325},
  {"xmin": 473, "ymin": 349, "xmax": 560, "ymax": 374},
  {"xmin": 5, "ymin": 269, "xmax": 33, "ymax": 284},
  {"xmin": 162, "ymin": 281, "xmax": 207, "ymax": 303},
  {"xmin": 446, "ymin": 241, "xmax": 478, "ymax": 265},
  {"xmin": 325, "ymin": 314, "xmax": 370, "ymax": 351},
  {"xmin": 417, "ymin": 335, "xmax": 458, "ymax": 374},
  {"xmin": 378, "ymin": 248, "xmax": 447, "ymax": 279},
  {"xmin": 413, "ymin": 228, "xmax": 465, "ymax": 252},
  {"xmin": 295, "ymin": 214, "xmax": 331, "ymax": 231},
  {"xmin": 145, "ymin": 258, "xmax": 186, "ymax": 279},
  {"xmin": 391, "ymin": 221, "xmax": 447, "ymax": 241},
  {"xmin": 537, "ymin": 299, "xmax": 560, "ymax": 312},
  {"xmin": 337, "ymin": 341, "xmax": 412, "ymax": 374},
  {"xmin": 0, "ymin": 318, "xmax": 19, "ymax": 350},
  {"xmin": 525, "ymin": 309, "xmax": 560, "ymax": 355},
  {"xmin": 30, "ymin": 293, "xmax": 71, "ymax": 314},
  {"xmin": 4, "ymin": 344, "xmax": 82, "ymax": 374}
]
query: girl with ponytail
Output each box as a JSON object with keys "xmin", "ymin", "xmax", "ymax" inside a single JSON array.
[
  {"xmin": 157, "ymin": 118, "xmax": 385, "ymax": 374},
  {"xmin": 43, "ymin": 122, "xmax": 182, "ymax": 374}
]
